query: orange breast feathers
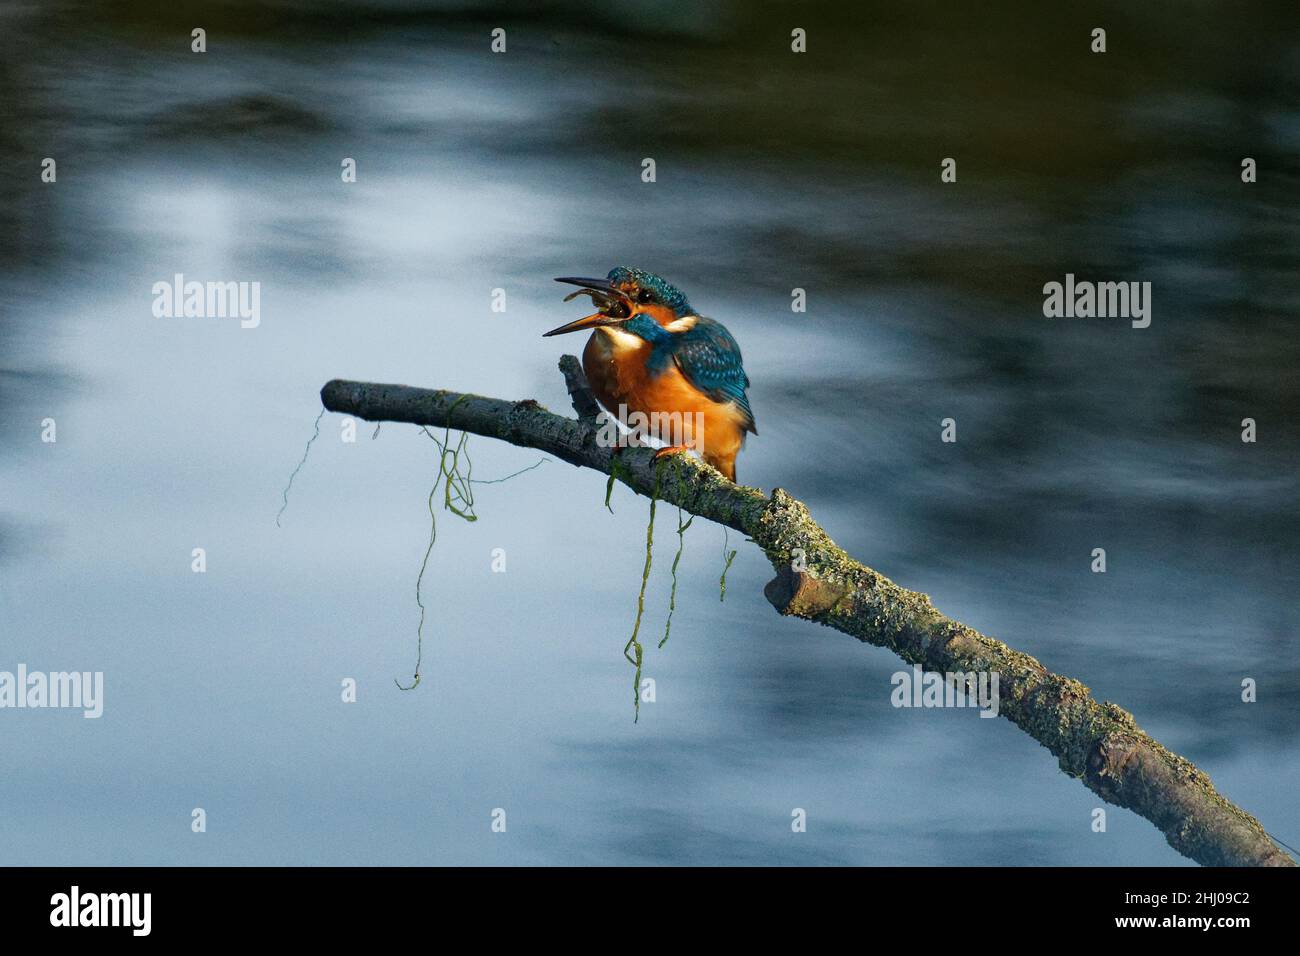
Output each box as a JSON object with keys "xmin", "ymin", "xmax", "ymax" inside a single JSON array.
[{"xmin": 581, "ymin": 326, "xmax": 750, "ymax": 468}]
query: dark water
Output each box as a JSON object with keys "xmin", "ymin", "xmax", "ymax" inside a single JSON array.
[{"xmin": 2, "ymin": 1, "xmax": 1297, "ymax": 865}]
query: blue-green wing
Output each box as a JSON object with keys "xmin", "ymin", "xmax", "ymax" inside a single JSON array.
[{"xmin": 671, "ymin": 317, "xmax": 757, "ymax": 434}]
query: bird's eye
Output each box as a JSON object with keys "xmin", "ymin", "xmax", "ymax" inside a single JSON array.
[{"xmin": 636, "ymin": 289, "xmax": 653, "ymax": 304}]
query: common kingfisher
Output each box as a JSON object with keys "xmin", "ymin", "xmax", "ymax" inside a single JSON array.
[{"xmin": 543, "ymin": 267, "xmax": 756, "ymax": 481}]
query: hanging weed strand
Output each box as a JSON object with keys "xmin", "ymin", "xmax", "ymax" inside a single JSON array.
[
  {"xmin": 719, "ymin": 526, "xmax": 737, "ymax": 602},
  {"xmin": 624, "ymin": 462, "xmax": 663, "ymax": 722},
  {"xmin": 659, "ymin": 457, "xmax": 692, "ymax": 649},
  {"xmin": 427, "ymin": 395, "xmax": 478, "ymax": 521},
  {"xmin": 398, "ymin": 469, "xmax": 440, "ymax": 690},
  {"xmin": 398, "ymin": 396, "xmax": 477, "ymax": 691},
  {"xmin": 276, "ymin": 408, "xmax": 325, "ymax": 527},
  {"xmin": 472, "ymin": 458, "xmax": 547, "ymax": 484},
  {"xmin": 604, "ymin": 451, "xmax": 629, "ymax": 514}
]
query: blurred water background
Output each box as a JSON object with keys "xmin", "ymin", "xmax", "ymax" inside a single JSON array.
[{"xmin": 1, "ymin": 0, "xmax": 1297, "ymax": 865}]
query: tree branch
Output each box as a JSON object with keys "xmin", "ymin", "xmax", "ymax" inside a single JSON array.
[
  {"xmin": 319, "ymin": 361, "xmax": 1294, "ymax": 868},
  {"xmin": 559, "ymin": 353, "xmax": 601, "ymax": 422}
]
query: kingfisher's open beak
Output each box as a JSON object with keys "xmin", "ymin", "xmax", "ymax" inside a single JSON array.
[
  {"xmin": 555, "ymin": 276, "xmax": 618, "ymax": 294},
  {"xmin": 543, "ymin": 277, "xmax": 633, "ymax": 337}
]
